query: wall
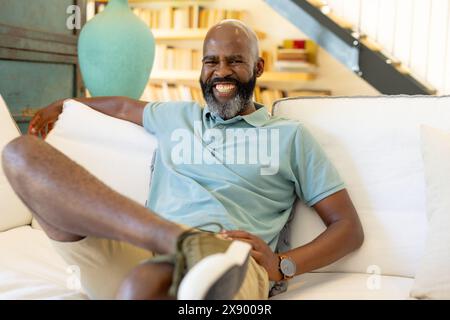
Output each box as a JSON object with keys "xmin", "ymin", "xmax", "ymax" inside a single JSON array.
[{"xmin": 212, "ymin": 0, "xmax": 380, "ymax": 96}]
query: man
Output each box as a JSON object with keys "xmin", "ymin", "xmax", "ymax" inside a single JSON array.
[{"xmin": 1, "ymin": 20, "xmax": 363, "ymax": 300}]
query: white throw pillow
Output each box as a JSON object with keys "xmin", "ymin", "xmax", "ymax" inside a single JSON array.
[
  {"xmin": 410, "ymin": 125, "xmax": 450, "ymax": 299},
  {"xmin": 44, "ymin": 99, "xmax": 158, "ymax": 209},
  {"xmin": 272, "ymin": 96, "xmax": 450, "ymax": 278},
  {"xmin": 0, "ymin": 95, "xmax": 33, "ymax": 231}
]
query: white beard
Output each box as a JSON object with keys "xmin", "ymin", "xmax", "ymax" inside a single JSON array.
[{"xmin": 206, "ymin": 94, "xmax": 247, "ymax": 120}]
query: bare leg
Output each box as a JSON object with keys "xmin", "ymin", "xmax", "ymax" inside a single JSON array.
[
  {"xmin": 116, "ymin": 262, "xmax": 174, "ymax": 300},
  {"xmin": 1, "ymin": 135, "xmax": 183, "ymax": 254}
]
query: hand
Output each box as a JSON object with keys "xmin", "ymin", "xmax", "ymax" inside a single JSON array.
[
  {"xmin": 221, "ymin": 230, "xmax": 283, "ymax": 281},
  {"xmin": 28, "ymin": 99, "xmax": 65, "ymax": 138}
]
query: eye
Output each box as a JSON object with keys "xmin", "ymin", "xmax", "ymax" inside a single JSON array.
[
  {"xmin": 230, "ymin": 59, "xmax": 243, "ymax": 64},
  {"xmin": 203, "ymin": 60, "xmax": 217, "ymax": 66}
]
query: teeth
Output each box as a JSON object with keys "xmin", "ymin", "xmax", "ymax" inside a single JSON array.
[{"xmin": 215, "ymin": 84, "xmax": 235, "ymax": 93}]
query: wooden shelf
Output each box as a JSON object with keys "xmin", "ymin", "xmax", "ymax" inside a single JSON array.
[
  {"xmin": 260, "ymin": 71, "xmax": 316, "ymax": 82},
  {"xmin": 149, "ymin": 70, "xmax": 316, "ymax": 84},
  {"xmin": 152, "ymin": 28, "xmax": 266, "ymax": 41}
]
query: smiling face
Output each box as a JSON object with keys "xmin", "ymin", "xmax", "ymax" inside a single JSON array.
[{"xmin": 200, "ymin": 21, "xmax": 264, "ymax": 120}]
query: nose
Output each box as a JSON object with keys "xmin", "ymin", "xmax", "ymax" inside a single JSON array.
[{"xmin": 214, "ymin": 60, "xmax": 233, "ymax": 79}]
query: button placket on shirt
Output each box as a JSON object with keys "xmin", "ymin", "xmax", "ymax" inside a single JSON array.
[{"xmin": 210, "ymin": 124, "xmax": 225, "ymax": 157}]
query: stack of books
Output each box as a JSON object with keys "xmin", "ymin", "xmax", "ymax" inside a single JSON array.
[
  {"xmin": 141, "ymin": 83, "xmax": 205, "ymax": 105},
  {"xmin": 274, "ymin": 39, "xmax": 318, "ymax": 72}
]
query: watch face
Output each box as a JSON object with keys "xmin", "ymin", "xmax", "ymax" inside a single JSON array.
[{"xmin": 280, "ymin": 258, "xmax": 296, "ymax": 277}]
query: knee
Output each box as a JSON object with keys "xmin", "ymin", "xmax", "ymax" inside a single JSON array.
[
  {"xmin": 116, "ymin": 262, "xmax": 173, "ymax": 300},
  {"xmin": 116, "ymin": 265, "xmax": 158, "ymax": 300},
  {"xmin": 2, "ymin": 135, "xmax": 41, "ymax": 177}
]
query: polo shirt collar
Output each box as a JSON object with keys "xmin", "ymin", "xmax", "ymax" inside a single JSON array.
[{"xmin": 203, "ymin": 103, "xmax": 270, "ymax": 127}]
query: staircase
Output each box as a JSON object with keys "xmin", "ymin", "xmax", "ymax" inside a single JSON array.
[{"xmin": 264, "ymin": 0, "xmax": 443, "ymax": 95}]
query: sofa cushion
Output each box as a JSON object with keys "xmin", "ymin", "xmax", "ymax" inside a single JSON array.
[
  {"xmin": 0, "ymin": 225, "xmax": 87, "ymax": 299},
  {"xmin": 272, "ymin": 272, "xmax": 414, "ymax": 300},
  {"xmin": 44, "ymin": 99, "xmax": 158, "ymax": 206},
  {"xmin": 4, "ymin": 226, "xmax": 414, "ymax": 300},
  {"xmin": 410, "ymin": 126, "xmax": 450, "ymax": 299},
  {"xmin": 273, "ymin": 95, "xmax": 450, "ymax": 278},
  {"xmin": 0, "ymin": 95, "xmax": 33, "ymax": 231}
]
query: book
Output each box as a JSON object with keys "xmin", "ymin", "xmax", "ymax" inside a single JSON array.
[
  {"xmin": 276, "ymin": 48, "xmax": 308, "ymax": 61},
  {"xmin": 178, "ymin": 85, "xmax": 192, "ymax": 101},
  {"xmin": 159, "ymin": 7, "xmax": 173, "ymax": 29},
  {"xmin": 142, "ymin": 83, "xmax": 205, "ymax": 106},
  {"xmin": 253, "ymin": 85, "xmax": 261, "ymax": 102},
  {"xmin": 280, "ymin": 39, "xmax": 318, "ymax": 64},
  {"xmin": 173, "ymin": 7, "xmax": 190, "ymax": 30},
  {"xmin": 274, "ymin": 60, "xmax": 317, "ymax": 72},
  {"xmin": 283, "ymin": 39, "xmax": 305, "ymax": 49},
  {"xmin": 153, "ymin": 44, "xmax": 167, "ymax": 71},
  {"xmin": 199, "ymin": 7, "xmax": 208, "ymax": 28},
  {"xmin": 190, "ymin": 5, "xmax": 199, "ymax": 29}
]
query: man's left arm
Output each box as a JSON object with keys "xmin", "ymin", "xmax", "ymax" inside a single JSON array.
[{"xmin": 223, "ymin": 188, "xmax": 364, "ymax": 281}]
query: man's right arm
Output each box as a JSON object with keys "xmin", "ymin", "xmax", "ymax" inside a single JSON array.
[{"xmin": 28, "ymin": 96, "xmax": 147, "ymax": 138}]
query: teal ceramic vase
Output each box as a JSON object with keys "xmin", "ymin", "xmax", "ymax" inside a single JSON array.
[{"xmin": 78, "ymin": 0, "xmax": 155, "ymax": 99}]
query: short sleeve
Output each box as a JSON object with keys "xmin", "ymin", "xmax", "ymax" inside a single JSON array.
[
  {"xmin": 142, "ymin": 102, "xmax": 169, "ymax": 136},
  {"xmin": 291, "ymin": 125, "xmax": 345, "ymax": 207}
]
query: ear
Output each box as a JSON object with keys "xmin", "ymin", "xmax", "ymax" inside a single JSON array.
[{"xmin": 255, "ymin": 57, "xmax": 265, "ymax": 77}]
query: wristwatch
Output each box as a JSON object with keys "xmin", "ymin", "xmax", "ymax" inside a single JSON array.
[{"xmin": 278, "ymin": 255, "xmax": 296, "ymax": 280}]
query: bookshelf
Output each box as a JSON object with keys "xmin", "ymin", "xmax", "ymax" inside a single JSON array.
[
  {"xmin": 90, "ymin": 0, "xmax": 324, "ymax": 109},
  {"xmin": 152, "ymin": 28, "xmax": 266, "ymax": 41}
]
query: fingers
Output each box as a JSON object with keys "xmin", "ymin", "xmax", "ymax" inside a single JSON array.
[
  {"xmin": 28, "ymin": 100, "xmax": 64, "ymax": 137},
  {"xmin": 225, "ymin": 237, "xmax": 261, "ymax": 253},
  {"xmin": 39, "ymin": 125, "xmax": 47, "ymax": 139},
  {"xmin": 230, "ymin": 237, "xmax": 254, "ymax": 247},
  {"xmin": 250, "ymin": 249, "xmax": 263, "ymax": 264},
  {"xmin": 42, "ymin": 125, "xmax": 48, "ymax": 139},
  {"xmin": 28, "ymin": 113, "xmax": 41, "ymax": 135},
  {"xmin": 223, "ymin": 230, "xmax": 265, "ymax": 252},
  {"xmin": 222, "ymin": 230, "xmax": 255, "ymax": 239},
  {"xmin": 41, "ymin": 122, "xmax": 55, "ymax": 139},
  {"xmin": 29, "ymin": 114, "xmax": 55, "ymax": 139},
  {"xmin": 30, "ymin": 114, "xmax": 47, "ymax": 137}
]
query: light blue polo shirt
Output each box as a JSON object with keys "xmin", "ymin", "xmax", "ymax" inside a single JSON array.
[{"xmin": 143, "ymin": 101, "xmax": 345, "ymax": 250}]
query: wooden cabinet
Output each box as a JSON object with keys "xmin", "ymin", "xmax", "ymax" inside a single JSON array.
[{"xmin": 0, "ymin": 0, "xmax": 86, "ymax": 133}]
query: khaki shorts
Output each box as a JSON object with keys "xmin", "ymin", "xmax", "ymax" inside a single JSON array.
[{"xmin": 51, "ymin": 237, "xmax": 270, "ymax": 300}]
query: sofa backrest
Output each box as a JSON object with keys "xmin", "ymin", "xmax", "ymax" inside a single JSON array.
[
  {"xmin": 0, "ymin": 95, "xmax": 33, "ymax": 231},
  {"xmin": 273, "ymin": 95, "xmax": 450, "ymax": 278},
  {"xmin": 45, "ymin": 100, "xmax": 158, "ymax": 208},
  {"xmin": 45, "ymin": 97, "xmax": 450, "ymax": 279}
]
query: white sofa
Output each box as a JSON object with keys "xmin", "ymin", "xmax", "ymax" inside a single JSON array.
[{"xmin": 1, "ymin": 94, "xmax": 449, "ymax": 300}]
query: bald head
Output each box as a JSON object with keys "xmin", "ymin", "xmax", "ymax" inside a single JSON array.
[
  {"xmin": 200, "ymin": 20, "xmax": 265, "ymax": 120},
  {"xmin": 203, "ymin": 20, "xmax": 260, "ymax": 62}
]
